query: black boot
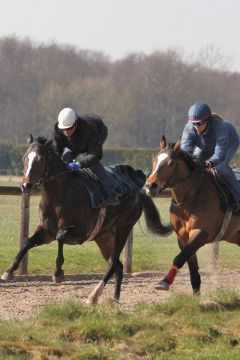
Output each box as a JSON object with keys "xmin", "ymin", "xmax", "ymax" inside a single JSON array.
[{"xmin": 233, "ymin": 200, "xmax": 240, "ymax": 213}]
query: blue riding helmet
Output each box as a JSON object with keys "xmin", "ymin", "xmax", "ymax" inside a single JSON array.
[{"xmin": 188, "ymin": 102, "xmax": 212, "ymax": 123}]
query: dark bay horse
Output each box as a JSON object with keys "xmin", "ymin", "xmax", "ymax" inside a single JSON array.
[
  {"xmin": 145, "ymin": 135, "xmax": 240, "ymax": 293},
  {"xmin": 1, "ymin": 136, "xmax": 172, "ymax": 304}
]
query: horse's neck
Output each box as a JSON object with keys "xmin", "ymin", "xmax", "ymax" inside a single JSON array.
[
  {"xmin": 171, "ymin": 162, "xmax": 198, "ymax": 206},
  {"xmin": 41, "ymin": 151, "xmax": 67, "ymax": 193},
  {"xmin": 42, "ymin": 157, "xmax": 87, "ymax": 202},
  {"xmin": 49, "ymin": 152, "xmax": 66, "ymax": 176}
]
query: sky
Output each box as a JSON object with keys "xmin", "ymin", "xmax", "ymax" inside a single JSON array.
[{"xmin": 0, "ymin": 0, "xmax": 240, "ymax": 72}]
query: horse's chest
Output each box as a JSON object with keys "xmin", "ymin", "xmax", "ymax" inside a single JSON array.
[{"xmin": 171, "ymin": 207, "xmax": 195, "ymax": 240}]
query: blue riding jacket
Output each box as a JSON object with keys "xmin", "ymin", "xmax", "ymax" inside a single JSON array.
[{"xmin": 181, "ymin": 116, "xmax": 240, "ymax": 202}]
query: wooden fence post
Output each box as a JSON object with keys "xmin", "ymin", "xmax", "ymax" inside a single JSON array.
[
  {"xmin": 123, "ymin": 231, "xmax": 133, "ymax": 274},
  {"xmin": 18, "ymin": 195, "xmax": 30, "ymax": 275},
  {"xmin": 211, "ymin": 241, "xmax": 219, "ymax": 268}
]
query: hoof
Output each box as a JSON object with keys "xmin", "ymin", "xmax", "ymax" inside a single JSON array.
[
  {"xmin": 52, "ymin": 270, "xmax": 64, "ymax": 283},
  {"xmin": 86, "ymin": 296, "xmax": 98, "ymax": 306},
  {"xmin": 155, "ymin": 279, "xmax": 170, "ymax": 291},
  {"xmin": 108, "ymin": 298, "xmax": 120, "ymax": 306},
  {"xmin": 1, "ymin": 272, "xmax": 14, "ymax": 281}
]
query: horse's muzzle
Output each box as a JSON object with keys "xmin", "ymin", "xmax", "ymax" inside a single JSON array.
[
  {"xmin": 21, "ymin": 183, "xmax": 34, "ymax": 196},
  {"xmin": 144, "ymin": 182, "xmax": 161, "ymax": 197}
]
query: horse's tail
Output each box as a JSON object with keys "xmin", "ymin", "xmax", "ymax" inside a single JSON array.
[{"xmin": 139, "ymin": 192, "xmax": 173, "ymax": 236}]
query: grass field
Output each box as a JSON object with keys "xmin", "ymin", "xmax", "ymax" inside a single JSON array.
[
  {"xmin": 0, "ymin": 292, "xmax": 240, "ymax": 359},
  {"xmin": 0, "ymin": 189, "xmax": 239, "ymax": 276}
]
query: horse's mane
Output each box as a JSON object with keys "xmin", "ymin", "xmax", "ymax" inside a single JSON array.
[
  {"xmin": 178, "ymin": 150, "xmax": 199, "ymax": 171},
  {"xmin": 34, "ymin": 136, "xmax": 49, "ymax": 145},
  {"xmin": 33, "ymin": 136, "xmax": 59, "ymax": 157}
]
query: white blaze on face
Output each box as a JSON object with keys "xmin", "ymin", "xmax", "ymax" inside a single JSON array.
[
  {"xmin": 25, "ymin": 151, "xmax": 37, "ymax": 178},
  {"xmin": 152, "ymin": 152, "xmax": 169, "ymax": 176}
]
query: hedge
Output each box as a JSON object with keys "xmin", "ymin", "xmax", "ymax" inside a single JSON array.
[{"xmin": 0, "ymin": 141, "xmax": 239, "ymax": 175}]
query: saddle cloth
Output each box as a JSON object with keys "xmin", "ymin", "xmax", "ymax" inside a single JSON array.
[{"xmin": 79, "ymin": 164, "xmax": 146, "ymax": 208}]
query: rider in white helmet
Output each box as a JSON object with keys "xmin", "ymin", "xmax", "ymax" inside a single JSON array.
[
  {"xmin": 58, "ymin": 108, "xmax": 77, "ymax": 130},
  {"xmin": 52, "ymin": 107, "xmax": 119, "ymax": 206}
]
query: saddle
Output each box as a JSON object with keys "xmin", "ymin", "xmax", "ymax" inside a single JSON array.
[
  {"xmin": 206, "ymin": 168, "xmax": 240, "ymax": 213},
  {"xmin": 76, "ymin": 165, "xmax": 146, "ymax": 208}
]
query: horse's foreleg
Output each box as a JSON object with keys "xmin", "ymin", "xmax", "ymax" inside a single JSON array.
[
  {"xmin": 155, "ymin": 229, "xmax": 207, "ymax": 291},
  {"xmin": 52, "ymin": 240, "xmax": 65, "ymax": 283},
  {"xmin": 1, "ymin": 226, "xmax": 53, "ymax": 281}
]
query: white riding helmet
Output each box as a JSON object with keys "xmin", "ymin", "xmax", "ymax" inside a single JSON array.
[{"xmin": 58, "ymin": 108, "xmax": 77, "ymax": 129}]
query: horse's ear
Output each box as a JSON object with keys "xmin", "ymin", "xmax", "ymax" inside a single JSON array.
[
  {"xmin": 173, "ymin": 138, "xmax": 181, "ymax": 152},
  {"xmin": 27, "ymin": 134, "xmax": 33, "ymax": 144},
  {"xmin": 160, "ymin": 135, "xmax": 166, "ymax": 150}
]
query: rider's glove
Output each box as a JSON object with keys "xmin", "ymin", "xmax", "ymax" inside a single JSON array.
[{"xmin": 67, "ymin": 162, "xmax": 80, "ymax": 171}]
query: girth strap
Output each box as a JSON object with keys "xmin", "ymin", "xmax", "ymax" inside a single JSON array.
[
  {"xmin": 85, "ymin": 207, "xmax": 107, "ymax": 242},
  {"xmin": 213, "ymin": 207, "xmax": 232, "ymax": 243}
]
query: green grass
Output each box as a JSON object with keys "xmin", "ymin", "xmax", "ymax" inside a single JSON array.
[
  {"xmin": 0, "ymin": 291, "xmax": 239, "ymax": 359},
  {"xmin": 0, "ymin": 194, "xmax": 239, "ymax": 275}
]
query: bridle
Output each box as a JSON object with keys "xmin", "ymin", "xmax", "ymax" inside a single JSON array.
[
  {"xmin": 151, "ymin": 152, "xmax": 203, "ymax": 207},
  {"xmin": 153, "ymin": 154, "xmax": 193, "ymax": 192},
  {"xmin": 23, "ymin": 143, "xmax": 68, "ymax": 189}
]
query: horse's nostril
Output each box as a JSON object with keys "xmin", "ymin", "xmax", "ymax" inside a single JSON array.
[{"xmin": 150, "ymin": 183, "xmax": 158, "ymax": 190}]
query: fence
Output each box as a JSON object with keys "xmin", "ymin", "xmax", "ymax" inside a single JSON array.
[{"xmin": 0, "ymin": 186, "xmax": 219, "ymax": 275}]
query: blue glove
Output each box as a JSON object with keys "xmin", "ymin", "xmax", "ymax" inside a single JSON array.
[{"xmin": 67, "ymin": 162, "xmax": 80, "ymax": 171}]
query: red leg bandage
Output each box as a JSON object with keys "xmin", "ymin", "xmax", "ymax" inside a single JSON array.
[{"xmin": 164, "ymin": 266, "xmax": 179, "ymax": 285}]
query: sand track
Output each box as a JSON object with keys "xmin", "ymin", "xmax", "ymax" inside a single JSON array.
[{"xmin": 0, "ymin": 268, "xmax": 239, "ymax": 319}]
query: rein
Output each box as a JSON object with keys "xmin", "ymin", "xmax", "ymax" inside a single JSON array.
[
  {"xmin": 35, "ymin": 169, "xmax": 68, "ymax": 187},
  {"xmin": 172, "ymin": 172, "xmax": 203, "ymax": 207}
]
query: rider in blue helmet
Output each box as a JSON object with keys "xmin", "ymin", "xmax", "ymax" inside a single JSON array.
[{"xmin": 181, "ymin": 102, "xmax": 240, "ymax": 212}]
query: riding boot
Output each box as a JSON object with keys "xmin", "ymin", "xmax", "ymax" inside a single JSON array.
[{"xmin": 232, "ymin": 200, "xmax": 240, "ymax": 213}]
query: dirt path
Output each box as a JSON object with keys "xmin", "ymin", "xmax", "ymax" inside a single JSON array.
[{"xmin": 0, "ymin": 268, "xmax": 239, "ymax": 320}]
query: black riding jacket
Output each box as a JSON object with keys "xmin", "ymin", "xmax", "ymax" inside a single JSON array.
[{"xmin": 52, "ymin": 114, "xmax": 108, "ymax": 168}]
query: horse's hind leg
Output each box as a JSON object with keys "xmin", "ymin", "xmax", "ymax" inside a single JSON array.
[
  {"xmin": 52, "ymin": 240, "xmax": 65, "ymax": 283},
  {"xmin": 1, "ymin": 226, "xmax": 54, "ymax": 281},
  {"xmin": 178, "ymin": 238, "xmax": 201, "ymax": 294},
  {"xmin": 87, "ymin": 226, "xmax": 132, "ymax": 305},
  {"xmin": 114, "ymin": 260, "xmax": 123, "ymax": 301},
  {"xmin": 187, "ymin": 254, "xmax": 201, "ymax": 294},
  {"xmin": 86, "ymin": 256, "xmax": 121, "ymax": 305}
]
